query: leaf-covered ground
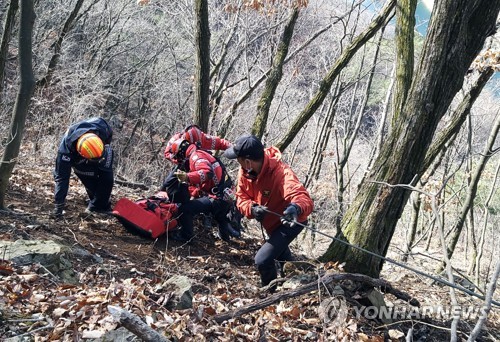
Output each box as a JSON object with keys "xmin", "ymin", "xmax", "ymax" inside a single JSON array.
[{"xmin": 1, "ymin": 165, "xmax": 499, "ymax": 341}]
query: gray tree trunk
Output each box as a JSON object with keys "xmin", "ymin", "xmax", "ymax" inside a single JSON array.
[
  {"xmin": 252, "ymin": 8, "xmax": 299, "ymax": 139},
  {"xmin": 321, "ymin": 0, "xmax": 500, "ymax": 277},
  {"xmin": 193, "ymin": 0, "xmax": 210, "ymax": 132},
  {"xmin": 0, "ymin": 0, "xmax": 35, "ymax": 209},
  {"xmin": 0, "ymin": 0, "xmax": 19, "ymax": 97}
]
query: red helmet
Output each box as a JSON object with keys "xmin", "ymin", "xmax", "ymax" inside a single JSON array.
[
  {"xmin": 170, "ymin": 138, "xmax": 191, "ymax": 162},
  {"xmin": 164, "ymin": 133, "xmax": 182, "ymax": 161}
]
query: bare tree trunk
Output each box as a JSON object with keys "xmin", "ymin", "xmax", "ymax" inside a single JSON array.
[
  {"xmin": 0, "ymin": 0, "xmax": 19, "ymax": 97},
  {"xmin": 391, "ymin": 0, "xmax": 416, "ymax": 125},
  {"xmin": 304, "ymin": 86, "xmax": 339, "ymax": 188},
  {"xmin": 276, "ymin": 0, "xmax": 395, "ymax": 152},
  {"xmin": 402, "ymin": 191, "xmax": 420, "ymax": 262},
  {"xmin": 321, "ymin": 0, "xmax": 500, "ymax": 277},
  {"xmin": 467, "ymin": 259, "xmax": 500, "ymax": 342},
  {"xmin": 436, "ymin": 112, "xmax": 500, "ymax": 273},
  {"xmin": 334, "ymin": 28, "xmax": 386, "ymax": 231},
  {"xmin": 366, "ymin": 62, "xmax": 395, "ymax": 172},
  {"xmin": 475, "ymin": 160, "xmax": 500, "ymax": 284},
  {"xmin": 0, "ymin": 0, "xmax": 35, "ymax": 209},
  {"xmin": 193, "ymin": 0, "xmax": 210, "ymax": 131},
  {"xmin": 251, "ymin": 8, "xmax": 299, "ymax": 139},
  {"xmin": 36, "ymin": 0, "xmax": 84, "ymax": 87},
  {"xmin": 423, "ymin": 68, "xmax": 494, "ymax": 171}
]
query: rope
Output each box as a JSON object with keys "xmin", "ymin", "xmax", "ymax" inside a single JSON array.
[{"xmin": 263, "ymin": 208, "xmax": 500, "ymax": 307}]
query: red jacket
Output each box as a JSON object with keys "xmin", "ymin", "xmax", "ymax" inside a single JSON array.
[
  {"xmin": 184, "ymin": 145, "xmax": 224, "ymax": 198},
  {"xmin": 236, "ymin": 146, "xmax": 313, "ymax": 234},
  {"xmin": 164, "ymin": 128, "xmax": 231, "ymax": 163}
]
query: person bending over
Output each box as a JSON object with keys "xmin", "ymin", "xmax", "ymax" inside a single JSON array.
[{"xmin": 53, "ymin": 117, "xmax": 114, "ymax": 217}]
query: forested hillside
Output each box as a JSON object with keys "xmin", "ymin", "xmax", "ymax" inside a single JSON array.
[{"xmin": 1, "ymin": 0, "xmax": 499, "ymax": 340}]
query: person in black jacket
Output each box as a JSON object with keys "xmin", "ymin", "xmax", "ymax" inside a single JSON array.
[{"xmin": 53, "ymin": 117, "xmax": 114, "ymax": 217}]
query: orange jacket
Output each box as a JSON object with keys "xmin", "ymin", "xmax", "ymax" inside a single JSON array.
[{"xmin": 236, "ymin": 146, "xmax": 313, "ymax": 234}]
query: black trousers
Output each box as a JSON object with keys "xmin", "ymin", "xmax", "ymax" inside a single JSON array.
[
  {"xmin": 255, "ymin": 222, "xmax": 304, "ymax": 287},
  {"xmin": 178, "ymin": 197, "xmax": 230, "ymax": 239},
  {"xmin": 76, "ymin": 170, "xmax": 113, "ymax": 210}
]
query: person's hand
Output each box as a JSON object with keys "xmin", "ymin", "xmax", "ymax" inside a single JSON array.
[
  {"xmin": 52, "ymin": 203, "xmax": 65, "ymax": 218},
  {"xmin": 174, "ymin": 171, "xmax": 188, "ymax": 183},
  {"xmin": 251, "ymin": 204, "xmax": 268, "ymax": 222},
  {"xmin": 281, "ymin": 203, "xmax": 300, "ymax": 227}
]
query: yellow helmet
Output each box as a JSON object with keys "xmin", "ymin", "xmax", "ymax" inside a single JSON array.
[{"xmin": 76, "ymin": 133, "xmax": 104, "ymax": 159}]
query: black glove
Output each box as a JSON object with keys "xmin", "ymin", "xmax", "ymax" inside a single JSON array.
[
  {"xmin": 281, "ymin": 203, "xmax": 300, "ymax": 227},
  {"xmin": 251, "ymin": 204, "xmax": 268, "ymax": 222},
  {"xmin": 52, "ymin": 203, "xmax": 65, "ymax": 218}
]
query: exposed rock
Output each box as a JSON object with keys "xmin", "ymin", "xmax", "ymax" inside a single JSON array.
[
  {"xmin": 281, "ymin": 274, "xmax": 316, "ymax": 290},
  {"xmin": 366, "ymin": 288, "xmax": 392, "ymax": 324},
  {"xmin": 158, "ymin": 275, "xmax": 193, "ymax": 310},
  {"xmin": 0, "ymin": 240, "xmax": 78, "ymax": 284}
]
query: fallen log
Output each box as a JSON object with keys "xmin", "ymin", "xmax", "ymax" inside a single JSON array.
[
  {"xmin": 108, "ymin": 305, "xmax": 170, "ymax": 342},
  {"xmin": 212, "ymin": 272, "xmax": 419, "ymax": 323},
  {"xmin": 115, "ymin": 178, "xmax": 149, "ymax": 190}
]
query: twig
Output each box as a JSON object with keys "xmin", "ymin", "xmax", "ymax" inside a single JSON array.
[
  {"xmin": 7, "ymin": 318, "xmax": 46, "ymax": 323},
  {"xmin": 13, "ymin": 324, "xmax": 53, "ymax": 338},
  {"xmin": 375, "ymin": 319, "xmax": 466, "ymax": 336},
  {"xmin": 115, "ymin": 178, "xmax": 149, "ymax": 190},
  {"xmin": 66, "ymin": 226, "xmax": 80, "ymax": 245}
]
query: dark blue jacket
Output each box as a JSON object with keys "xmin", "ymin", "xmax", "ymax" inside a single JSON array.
[{"xmin": 54, "ymin": 117, "xmax": 113, "ymax": 204}]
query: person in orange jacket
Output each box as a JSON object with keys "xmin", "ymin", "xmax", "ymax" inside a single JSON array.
[{"xmin": 224, "ymin": 134, "xmax": 314, "ymax": 290}]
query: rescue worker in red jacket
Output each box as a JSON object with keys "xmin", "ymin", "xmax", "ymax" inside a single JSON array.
[
  {"xmin": 164, "ymin": 125, "xmax": 231, "ymax": 165},
  {"xmin": 224, "ymin": 134, "xmax": 314, "ymax": 290},
  {"xmin": 162, "ymin": 125, "xmax": 238, "ymax": 231},
  {"xmin": 167, "ymin": 138, "xmax": 239, "ymax": 242}
]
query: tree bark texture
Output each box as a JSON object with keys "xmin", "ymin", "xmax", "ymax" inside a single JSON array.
[
  {"xmin": 252, "ymin": 8, "xmax": 299, "ymax": 139},
  {"xmin": 0, "ymin": 0, "xmax": 35, "ymax": 209},
  {"xmin": 276, "ymin": 0, "xmax": 395, "ymax": 152},
  {"xmin": 0, "ymin": 0, "xmax": 19, "ymax": 96},
  {"xmin": 391, "ymin": 0, "xmax": 416, "ymax": 125},
  {"xmin": 321, "ymin": 0, "xmax": 500, "ymax": 277},
  {"xmin": 193, "ymin": 0, "xmax": 210, "ymax": 132}
]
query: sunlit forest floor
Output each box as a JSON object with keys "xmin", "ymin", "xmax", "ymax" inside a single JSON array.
[{"xmin": 1, "ymin": 162, "xmax": 499, "ymax": 341}]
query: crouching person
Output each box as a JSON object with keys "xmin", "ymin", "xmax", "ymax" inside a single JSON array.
[
  {"xmin": 166, "ymin": 138, "xmax": 239, "ymax": 242},
  {"xmin": 224, "ymin": 134, "xmax": 313, "ymax": 291},
  {"xmin": 53, "ymin": 117, "xmax": 114, "ymax": 217}
]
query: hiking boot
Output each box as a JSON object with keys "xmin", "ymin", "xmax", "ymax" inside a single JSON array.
[
  {"xmin": 85, "ymin": 205, "xmax": 113, "ymax": 215},
  {"xmin": 227, "ymin": 224, "xmax": 241, "ymax": 238},
  {"xmin": 202, "ymin": 214, "xmax": 212, "ymax": 229},
  {"xmin": 217, "ymin": 224, "xmax": 231, "ymax": 242},
  {"xmin": 168, "ymin": 231, "xmax": 193, "ymax": 243}
]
